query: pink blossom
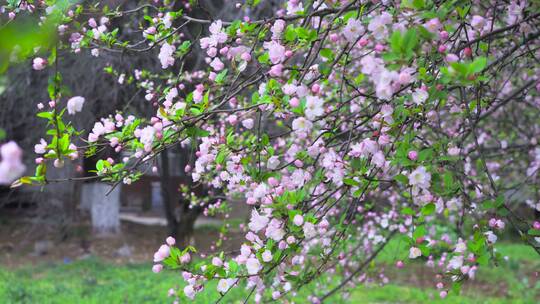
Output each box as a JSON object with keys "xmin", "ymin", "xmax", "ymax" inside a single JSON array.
[
  {"xmin": 303, "ymin": 222, "xmax": 317, "ymax": 239},
  {"xmin": 246, "ymin": 257, "xmax": 261, "ymax": 275},
  {"xmin": 271, "ymin": 19, "xmax": 286, "ymax": 39},
  {"xmin": 183, "ymin": 285, "xmax": 196, "ymax": 299},
  {"xmin": 265, "ymin": 219, "xmax": 285, "ymax": 241},
  {"xmin": 0, "ymin": 141, "xmax": 26, "ymax": 185},
  {"xmin": 408, "ymin": 166, "xmax": 431, "ymax": 190},
  {"xmin": 269, "ymin": 64, "xmax": 283, "ymax": 77},
  {"xmin": 34, "ymin": 138, "xmax": 47, "ymax": 154},
  {"xmin": 242, "ymin": 118, "xmax": 254, "ymax": 129},
  {"xmin": 411, "ymin": 88, "xmax": 429, "ymax": 105},
  {"xmin": 409, "ymin": 247, "xmax": 422, "ymax": 259},
  {"xmin": 424, "ymin": 18, "xmax": 442, "ymax": 34},
  {"xmin": 158, "ymin": 43, "xmax": 175, "ymax": 69},
  {"xmin": 292, "ymin": 117, "xmax": 313, "ymax": 134},
  {"xmin": 471, "ymin": 15, "xmax": 485, "ymax": 30},
  {"xmin": 248, "ymin": 209, "xmax": 269, "ymax": 232},
  {"xmin": 264, "ymin": 41, "xmax": 286, "ymax": 64},
  {"xmin": 32, "ymin": 57, "xmax": 47, "ymax": 70},
  {"xmin": 262, "ymin": 250, "xmax": 273, "ymax": 262},
  {"xmin": 304, "ymin": 95, "xmax": 324, "ymax": 120},
  {"xmin": 166, "ymin": 236, "xmax": 175, "ymax": 246},
  {"xmin": 445, "ymin": 53, "xmax": 459, "ymax": 62},
  {"xmin": 152, "ymin": 264, "xmax": 163, "ymax": 273},
  {"xmin": 66, "ymin": 96, "xmax": 85, "ymax": 115},
  {"xmin": 210, "ymin": 57, "xmax": 225, "ymax": 71},
  {"xmin": 293, "ymin": 214, "xmax": 304, "ymax": 226},
  {"xmin": 212, "ymin": 257, "xmax": 223, "ymax": 266},
  {"xmin": 343, "ymin": 18, "xmax": 364, "ymax": 43},
  {"xmin": 180, "ymin": 253, "xmax": 191, "ymax": 264},
  {"xmin": 200, "ymin": 20, "xmax": 228, "ymax": 49},
  {"xmin": 267, "ymin": 156, "xmax": 280, "ymax": 170},
  {"xmin": 368, "ymin": 12, "xmax": 392, "ymax": 40}
]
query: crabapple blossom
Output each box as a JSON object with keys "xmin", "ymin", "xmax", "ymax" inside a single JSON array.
[
  {"xmin": 12, "ymin": 1, "xmax": 540, "ymax": 302},
  {"xmin": 66, "ymin": 96, "xmax": 85, "ymax": 115},
  {"xmin": 32, "ymin": 57, "xmax": 47, "ymax": 70},
  {"xmin": 0, "ymin": 141, "xmax": 26, "ymax": 185},
  {"xmin": 158, "ymin": 43, "xmax": 175, "ymax": 69},
  {"xmin": 409, "ymin": 247, "xmax": 422, "ymax": 259}
]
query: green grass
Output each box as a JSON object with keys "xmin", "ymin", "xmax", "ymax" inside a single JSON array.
[{"xmin": 0, "ymin": 241, "xmax": 538, "ymax": 303}]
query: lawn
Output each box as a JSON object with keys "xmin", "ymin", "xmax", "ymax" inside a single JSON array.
[{"xmin": 0, "ymin": 241, "xmax": 538, "ymax": 303}]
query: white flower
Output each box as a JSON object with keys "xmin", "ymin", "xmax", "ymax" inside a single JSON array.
[
  {"xmin": 305, "ymin": 95, "xmax": 324, "ymax": 120},
  {"xmin": 263, "ymin": 41, "xmax": 286, "ymax": 64},
  {"xmin": 67, "ymin": 96, "xmax": 85, "ymax": 115},
  {"xmin": 262, "ymin": 250, "xmax": 273, "ymax": 262},
  {"xmin": 217, "ymin": 279, "xmax": 230, "ymax": 293},
  {"xmin": 471, "ymin": 15, "xmax": 485, "ymax": 30},
  {"xmin": 411, "ymin": 89, "xmax": 429, "ymax": 105},
  {"xmin": 409, "ymin": 247, "xmax": 422, "ymax": 259},
  {"xmin": 252, "ymin": 183, "xmax": 268, "ymax": 200},
  {"xmin": 292, "ymin": 117, "xmax": 313, "ymax": 134},
  {"xmin": 209, "ymin": 57, "xmax": 224, "ymax": 71},
  {"xmin": 265, "ymin": 219, "xmax": 286, "ymax": 241},
  {"xmin": 34, "ymin": 138, "xmax": 47, "ymax": 154},
  {"xmin": 408, "ymin": 166, "xmax": 431, "ymax": 190},
  {"xmin": 293, "ymin": 214, "xmax": 304, "ymax": 226},
  {"xmin": 343, "ymin": 18, "xmax": 364, "ymax": 43},
  {"xmin": 267, "ymin": 156, "xmax": 280, "ymax": 170},
  {"xmin": 454, "ymin": 239, "xmax": 467, "ymax": 253},
  {"xmin": 139, "ymin": 126, "xmax": 155, "ymax": 148},
  {"xmin": 368, "ymin": 12, "xmax": 392, "ymax": 40},
  {"xmin": 248, "ymin": 209, "xmax": 269, "ymax": 232},
  {"xmin": 32, "ymin": 57, "xmax": 47, "ymax": 70},
  {"xmin": 162, "ymin": 13, "xmax": 173, "ymax": 29},
  {"xmin": 184, "ymin": 285, "xmax": 196, "ymax": 299},
  {"xmin": 0, "ymin": 141, "xmax": 25, "ymax": 185},
  {"xmin": 158, "ymin": 43, "xmax": 175, "ymax": 69},
  {"xmin": 485, "ymin": 231, "xmax": 498, "ymax": 244},
  {"xmin": 246, "ymin": 257, "xmax": 261, "ymax": 275},
  {"xmin": 200, "ymin": 20, "xmax": 228, "ymax": 49},
  {"xmin": 303, "ymin": 222, "xmax": 317, "ymax": 239},
  {"xmin": 92, "ymin": 122, "xmax": 106, "ymax": 136},
  {"xmin": 447, "ymin": 255, "xmax": 463, "ymax": 269},
  {"xmin": 372, "ymin": 151, "xmax": 386, "ymax": 168},
  {"xmin": 242, "ymin": 118, "xmax": 254, "ymax": 129}
]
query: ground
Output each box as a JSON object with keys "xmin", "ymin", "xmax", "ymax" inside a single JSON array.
[{"xmin": 0, "ymin": 212, "xmax": 539, "ymax": 303}]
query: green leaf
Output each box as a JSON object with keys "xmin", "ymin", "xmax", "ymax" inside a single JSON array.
[
  {"xmin": 413, "ymin": 225, "xmax": 426, "ymax": 239},
  {"xmin": 37, "ymin": 111, "xmax": 53, "ymax": 120},
  {"xmin": 443, "ymin": 171, "xmax": 454, "ymax": 191},
  {"xmin": 394, "ymin": 174, "xmax": 409, "ymax": 185},
  {"xmin": 402, "ymin": 29, "xmax": 418, "ymax": 55},
  {"xmin": 389, "ymin": 31, "xmax": 402, "ymax": 53},
  {"xmin": 320, "ymin": 48, "xmax": 334, "ymax": 61},
  {"xmin": 215, "ymin": 69, "xmax": 228, "ymax": 84},
  {"xmin": 527, "ymin": 229, "xmax": 540, "ymax": 236},
  {"xmin": 401, "ymin": 207, "xmax": 415, "ymax": 215},
  {"xmin": 469, "ymin": 57, "xmax": 487, "ymax": 74},
  {"xmin": 421, "ymin": 203, "xmax": 435, "ymax": 216},
  {"xmin": 343, "ymin": 178, "xmax": 359, "ymax": 186},
  {"xmin": 258, "ymin": 53, "xmax": 270, "ymax": 64},
  {"xmin": 417, "ymin": 148, "xmax": 433, "ymax": 162},
  {"xmin": 284, "ymin": 25, "xmax": 297, "ymax": 42}
]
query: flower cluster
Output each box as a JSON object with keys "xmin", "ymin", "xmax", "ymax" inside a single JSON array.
[{"xmin": 3, "ymin": 0, "xmax": 540, "ymax": 302}]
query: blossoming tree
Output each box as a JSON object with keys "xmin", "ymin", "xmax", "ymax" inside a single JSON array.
[{"xmin": 1, "ymin": 0, "xmax": 540, "ymax": 302}]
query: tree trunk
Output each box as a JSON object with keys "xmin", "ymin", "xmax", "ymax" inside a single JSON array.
[
  {"xmin": 175, "ymin": 204, "xmax": 198, "ymax": 248},
  {"xmin": 159, "ymin": 150, "xmax": 178, "ymax": 239},
  {"xmin": 160, "ymin": 149, "xmax": 201, "ymax": 248}
]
